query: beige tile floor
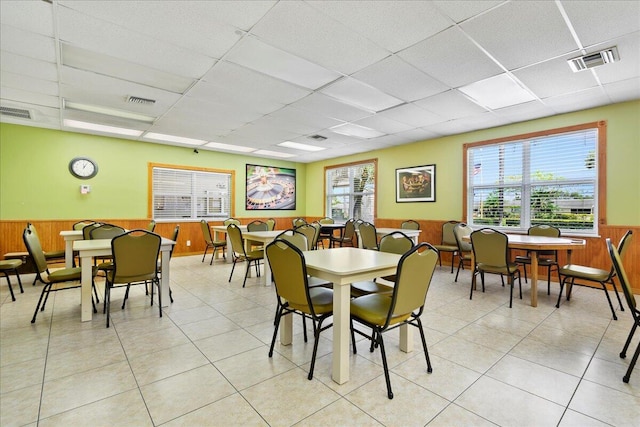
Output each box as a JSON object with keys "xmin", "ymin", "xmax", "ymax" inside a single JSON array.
[{"xmin": 1, "ymin": 254, "xmax": 639, "ymax": 426}]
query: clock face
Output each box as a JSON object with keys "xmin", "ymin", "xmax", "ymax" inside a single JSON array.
[{"xmin": 69, "ymin": 157, "xmax": 98, "ymax": 179}]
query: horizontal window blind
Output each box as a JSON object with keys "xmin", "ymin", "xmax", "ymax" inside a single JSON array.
[{"xmin": 326, "ymin": 161, "xmax": 375, "ymax": 223}]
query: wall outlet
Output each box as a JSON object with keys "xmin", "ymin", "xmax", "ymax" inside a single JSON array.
[{"xmin": 186, "ymin": 240, "xmax": 191, "ymax": 246}]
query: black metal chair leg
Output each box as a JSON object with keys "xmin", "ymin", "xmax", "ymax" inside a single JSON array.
[{"xmin": 377, "ymin": 330, "xmax": 393, "ymax": 399}]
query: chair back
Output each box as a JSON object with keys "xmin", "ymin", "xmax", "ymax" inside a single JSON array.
[
  {"xmin": 607, "ymin": 234, "xmax": 636, "ymax": 312},
  {"xmin": 292, "ymin": 217, "xmax": 307, "ymax": 227},
  {"xmin": 295, "ymin": 224, "xmax": 317, "ymax": 250},
  {"xmin": 275, "ymin": 229, "xmax": 309, "ymax": 251},
  {"xmin": 22, "ymin": 226, "xmax": 49, "ymax": 275},
  {"xmin": 471, "ymin": 228, "xmax": 512, "ymax": 271},
  {"xmin": 319, "ymin": 217, "xmax": 334, "ymax": 225},
  {"xmin": 82, "ymin": 222, "xmax": 103, "ymax": 240},
  {"xmin": 170, "ymin": 225, "xmax": 180, "ymax": 258},
  {"xmin": 227, "ymin": 224, "xmax": 246, "ymax": 256},
  {"xmin": 359, "ymin": 222, "xmax": 378, "ymax": 250},
  {"xmin": 147, "ymin": 220, "xmax": 156, "ymax": 232},
  {"xmin": 379, "ymin": 231, "xmax": 413, "ymax": 255},
  {"xmin": 200, "ymin": 220, "xmax": 213, "ymax": 245},
  {"xmin": 266, "ymin": 218, "xmax": 276, "ymax": 231},
  {"xmin": 441, "ymin": 220, "xmax": 460, "ymax": 246},
  {"xmin": 111, "ymin": 230, "xmax": 161, "ymax": 283},
  {"xmin": 247, "ymin": 220, "xmax": 268, "ymax": 232},
  {"xmin": 73, "ymin": 220, "xmax": 95, "ymax": 230},
  {"xmin": 223, "ymin": 218, "xmax": 240, "ymax": 226},
  {"xmin": 343, "ymin": 218, "xmax": 356, "ymax": 240},
  {"xmin": 529, "ymin": 224, "xmax": 560, "ymax": 256},
  {"xmin": 401, "ymin": 220, "xmax": 420, "ymax": 230},
  {"xmin": 266, "ymin": 240, "xmax": 312, "ymax": 312},
  {"xmin": 453, "ymin": 223, "xmax": 473, "ymax": 253},
  {"xmin": 387, "ymin": 243, "xmax": 438, "ymax": 325},
  {"xmin": 90, "ymin": 224, "xmax": 126, "ymax": 240},
  {"xmin": 609, "ymin": 230, "xmax": 633, "ymax": 279}
]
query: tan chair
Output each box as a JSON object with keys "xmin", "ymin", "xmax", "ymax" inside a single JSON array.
[
  {"xmin": 292, "ymin": 217, "xmax": 306, "ymax": 228},
  {"xmin": 607, "ymin": 234, "xmax": 639, "ymax": 383},
  {"xmin": 266, "ymin": 239, "xmax": 333, "ymax": 380},
  {"xmin": 26, "ymin": 223, "xmax": 66, "ymax": 264},
  {"xmin": 200, "ymin": 219, "xmax": 226, "ymax": 265},
  {"xmin": 401, "ymin": 219, "xmax": 420, "ymax": 230},
  {"xmin": 330, "ymin": 218, "xmax": 356, "ymax": 248},
  {"xmin": 453, "ymin": 223, "xmax": 473, "ymax": 282},
  {"xmin": 558, "ymin": 230, "xmax": 631, "ymax": 320},
  {"xmin": 146, "ymin": 220, "xmax": 156, "ymax": 232},
  {"xmin": 0, "ymin": 258, "xmax": 23, "ymax": 301},
  {"xmin": 295, "ymin": 223, "xmax": 319, "ymax": 251},
  {"xmin": 358, "ymin": 222, "xmax": 379, "ymax": 250},
  {"xmin": 266, "ymin": 218, "xmax": 276, "ymax": 231},
  {"xmin": 350, "ymin": 243, "xmax": 438, "ymax": 399},
  {"xmin": 23, "ymin": 225, "xmax": 98, "ymax": 323},
  {"xmin": 515, "ymin": 225, "xmax": 560, "ymax": 294},
  {"xmin": 104, "ymin": 230, "xmax": 162, "ymax": 327},
  {"xmin": 73, "ymin": 220, "xmax": 95, "ymax": 230},
  {"xmin": 227, "ymin": 224, "xmax": 264, "ymax": 287},
  {"xmin": 223, "ymin": 218, "xmax": 241, "ymax": 226},
  {"xmin": 470, "ymin": 228, "xmax": 522, "ymax": 308},
  {"xmin": 433, "ymin": 220, "xmax": 460, "ymax": 273},
  {"xmin": 246, "ymin": 220, "xmax": 269, "ymax": 251}
]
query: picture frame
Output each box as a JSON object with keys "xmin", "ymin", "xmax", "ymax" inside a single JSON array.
[
  {"xmin": 396, "ymin": 164, "xmax": 436, "ymax": 203},
  {"xmin": 246, "ymin": 164, "xmax": 296, "ymax": 210}
]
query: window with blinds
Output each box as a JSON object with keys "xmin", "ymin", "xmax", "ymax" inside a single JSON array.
[
  {"xmin": 466, "ymin": 125, "xmax": 600, "ymax": 235},
  {"xmin": 325, "ymin": 160, "xmax": 376, "ymax": 223},
  {"xmin": 152, "ymin": 166, "xmax": 232, "ymax": 221}
]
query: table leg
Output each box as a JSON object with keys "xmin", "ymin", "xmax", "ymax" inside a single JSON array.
[
  {"xmin": 332, "ymin": 283, "xmax": 350, "ymax": 384},
  {"xmin": 280, "ymin": 312, "xmax": 292, "ymax": 345},
  {"xmin": 80, "ymin": 254, "xmax": 93, "ymax": 322},
  {"xmin": 159, "ymin": 249, "xmax": 170, "ymax": 307},
  {"xmin": 65, "ymin": 239, "xmax": 74, "ymax": 269},
  {"xmin": 530, "ymin": 252, "xmax": 539, "ymax": 307},
  {"xmin": 399, "ymin": 324, "xmax": 413, "ymax": 353},
  {"xmin": 565, "ymin": 249, "xmax": 573, "ymax": 298},
  {"xmin": 226, "ymin": 234, "xmax": 233, "ymax": 263}
]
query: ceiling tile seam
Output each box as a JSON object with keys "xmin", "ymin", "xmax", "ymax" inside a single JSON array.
[{"xmin": 50, "ymin": 0, "xmax": 65, "ymax": 127}]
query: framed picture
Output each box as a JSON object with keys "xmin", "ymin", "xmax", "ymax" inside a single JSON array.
[
  {"xmin": 396, "ymin": 164, "xmax": 436, "ymax": 203},
  {"xmin": 246, "ymin": 164, "xmax": 296, "ymax": 210}
]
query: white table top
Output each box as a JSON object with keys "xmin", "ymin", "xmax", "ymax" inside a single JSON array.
[{"xmin": 302, "ymin": 247, "xmax": 400, "ymax": 285}]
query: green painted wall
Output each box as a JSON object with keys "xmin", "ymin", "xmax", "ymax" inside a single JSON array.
[
  {"xmin": 1, "ymin": 100, "xmax": 638, "ymax": 225},
  {"xmin": 305, "ymin": 100, "xmax": 640, "ymax": 226},
  {"xmin": 0, "ymin": 125, "xmax": 306, "ymax": 220}
]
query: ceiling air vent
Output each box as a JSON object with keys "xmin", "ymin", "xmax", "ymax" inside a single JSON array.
[
  {"xmin": 568, "ymin": 46, "xmax": 619, "ymax": 72},
  {"xmin": 308, "ymin": 134, "xmax": 327, "ymax": 141},
  {"xmin": 127, "ymin": 95, "xmax": 156, "ymax": 105},
  {"xmin": 0, "ymin": 106, "xmax": 32, "ymax": 119}
]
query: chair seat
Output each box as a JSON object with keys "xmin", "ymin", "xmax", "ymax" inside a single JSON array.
[
  {"xmin": 48, "ymin": 267, "xmax": 82, "ymax": 282},
  {"xmin": 0, "ymin": 259, "xmax": 23, "ymax": 270},
  {"xmin": 433, "ymin": 244, "xmax": 457, "ymax": 252},
  {"xmin": 289, "ymin": 286, "xmax": 333, "ymax": 314},
  {"xmin": 351, "ymin": 280, "xmax": 393, "ymax": 297},
  {"xmin": 44, "ymin": 250, "xmax": 66, "ymax": 260},
  {"xmin": 514, "ymin": 255, "xmax": 556, "ymax": 265},
  {"xmin": 245, "ymin": 250, "xmax": 264, "ymax": 260},
  {"xmin": 560, "ymin": 264, "xmax": 609, "ymax": 281},
  {"xmin": 476, "ymin": 262, "xmax": 519, "ymax": 275},
  {"xmin": 351, "ymin": 294, "xmax": 410, "ymax": 326}
]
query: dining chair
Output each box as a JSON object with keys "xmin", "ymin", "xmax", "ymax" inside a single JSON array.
[
  {"xmin": 607, "ymin": 236, "xmax": 639, "ymax": 383},
  {"xmin": 223, "ymin": 218, "xmax": 241, "ymax": 226},
  {"xmin": 557, "ymin": 230, "xmax": 631, "ymax": 320},
  {"xmin": 265, "ymin": 218, "xmax": 276, "ymax": 231},
  {"xmin": 350, "ymin": 243, "xmax": 438, "ymax": 399},
  {"xmin": 23, "ymin": 225, "xmax": 98, "ymax": 323},
  {"xmin": 317, "ymin": 217, "xmax": 334, "ymax": 248},
  {"xmin": 73, "ymin": 219, "xmax": 95, "ymax": 230},
  {"xmin": 330, "ymin": 218, "xmax": 356, "ymax": 248},
  {"xmin": 266, "ymin": 239, "xmax": 333, "ymax": 380},
  {"xmin": 515, "ymin": 224, "xmax": 561, "ymax": 294},
  {"xmin": 146, "ymin": 220, "xmax": 156, "ymax": 232},
  {"xmin": 90, "ymin": 223, "xmax": 126, "ymax": 276},
  {"xmin": 227, "ymin": 224, "xmax": 264, "ymax": 287},
  {"xmin": 246, "ymin": 220, "xmax": 269, "ymax": 251},
  {"xmin": 358, "ymin": 221, "xmax": 379, "ymax": 250},
  {"xmin": 453, "ymin": 223, "xmax": 473, "ymax": 282},
  {"xmin": 295, "ymin": 223, "xmax": 319, "ymax": 250},
  {"xmin": 470, "ymin": 228, "xmax": 522, "ymax": 308},
  {"xmin": 26, "ymin": 223, "xmax": 66, "ymax": 265},
  {"xmin": 200, "ymin": 219, "xmax": 226, "ymax": 265},
  {"xmin": 400, "ymin": 219, "xmax": 420, "ymax": 230},
  {"xmin": 0, "ymin": 257, "xmax": 23, "ymax": 301},
  {"xmin": 104, "ymin": 230, "xmax": 162, "ymax": 327},
  {"xmin": 433, "ymin": 220, "xmax": 460, "ymax": 273},
  {"xmin": 292, "ymin": 217, "xmax": 307, "ymax": 227}
]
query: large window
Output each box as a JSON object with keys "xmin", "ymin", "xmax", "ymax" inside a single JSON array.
[
  {"xmin": 464, "ymin": 122, "xmax": 606, "ymax": 235},
  {"xmin": 325, "ymin": 160, "xmax": 377, "ymax": 223},
  {"xmin": 150, "ymin": 164, "xmax": 233, "ymax": 221}
]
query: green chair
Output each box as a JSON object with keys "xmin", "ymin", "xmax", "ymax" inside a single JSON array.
[
  {"xmin": 73, "ymin": 220, "xmax": 95, "ymax": 230},
  {"xmin": 266, "ymin": 239, "xmax": 333, "ymax": 380},
  {"xmin": 453, "ymin": 223, "xmax": 473, "ymax": 282},
  {"xmin": 104, "ymin": 230, "xmax": 162, "ymax": 327},
  {"xmin": 90, "ymin": 224, "xmax": 126, "ymax": 275},
  {"xmin": 330, "ymin": 218, "xmax": 356, "ymax": 248},
  {"xmin": 470, "ymin": 228, "xmax": 522, "ymax": 308},
  {"xmin": 266, "ymin": 218, "xmax": 276, "ymax": 231},
  {"xmin": 227, "ymin": 224, "xmax": 263, "ymax": 287},
  {"xmin": 515, "ymin": 225, "xmax": 561, "ymax": 294},
  {"xmin": 292, "ymin": 217, "xmax": 306, "ymax": 228},
  {"xmin": 295, "ymin": 223, "xmax": 319, "ymax": 251},
  {"xmin": 146, "ymin": 220, "xmax": 156, "ymax": 232},
  {"xmin": 223, "ymin": 218, "xmax": 241, "ymax": 226},
  {"xmin": 433, "ymin": 220, "xmax": 460, "ymax": 273},
  {"xmin": 23, "ymin": 225, "xmax": 98, "ymax": 323},
  {"xmin": 26, "ymin": 223, "xmax": 66, "ymax": 265},
  {"xmin": 350, "ymin": 243, "xmax": 438, "ymax": 399},
  {"xmin": 558, "ymin": 230, "xmax": 631, "ymax": 320},
  {"xmin": 200, "ymin": 219, "xmax": 226, "ymax": 265},
  {"xmin": 0, "ymin": 258, "xmax": 23, "ymax": 301},
  {"xmin": 358, "ymin": 222, "xmax": 379, "ymax": 250},
  {"xmin": 607, "ymin": 234, "xmax": 639, "ymax": 383},
  {"xmin": 246, "ymin": 219, "xmax": 269, "ymax": 251},
  {"xmin": 400, "ymin": 219, "xmax": 420, "ymax": 230}
]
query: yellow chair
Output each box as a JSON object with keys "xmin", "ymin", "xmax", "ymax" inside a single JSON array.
[
  {"xmin": 146, "ymin": 220, "xmax": 156, "ymax": 232},
  {"xmin": 470, "ymin": 228, "xmax": 522, "ymax": 308},
  {"xmin": 433, "ymin": 220, "xmax": 460, "ymax": 273},
  {"xmin": 0, "ymin": 258, "xmax": 23, "ymax": 301},
  {"xmin": 453, "ymin": 223, "xmax": 473, "ymax": 282},
  {"xmin": 266, "ymin": 239, "xmax": 333, "ymax": 380},
  {"xmin": 292, "ymin": 217, "xmax": 306, "ymax": 227},
  {"xmin": 227, "ymin": 224, "xmax": 264, "ymax": 287},
  {"xmin": 295, "ymin": 223, "xmax": 319, "ymax": 251},
  {"xmin": 358, "ymin": 222, "xmax": 379, "ymax": 250},
  {"xmin": 330, "ymin": 218, "xmax": 356, "ymax": 248},
  {"xmin": 607, "ymin": 234, "xmax": 639, "ymax": 383},
  {"xmin": 246, "ymin": 220, "xmax": 269, "ymax": 251},
  {"xmin": 515, "ymin": 225, "xmax": 560, "ymax": 294},
  {"xmin": 400, "ymin": 219, "xmax": 420, "ymax": 230},
  {"xmin": 223, "ymin": 218, "xmax": 241, "ymax": 226},
  {"xmin": 200, "ymin": 219, "xmax": 226, "ymax": 265},
  {"xmin": 558, "ymin": 230, "xmax": 631, "ymax": 320},
  {"xmin": 350, "ymin": 243, "xmax": 438, "ymax": 399},
  {"xmin": 266, "ymin": 218, "xmax": 276, "ymax": 231}
]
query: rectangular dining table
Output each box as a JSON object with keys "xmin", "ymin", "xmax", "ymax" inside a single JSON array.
[
  {"xmin": 292, "ymin": 248, "xmax": 404, "ymax": 384},
  {"xmin": 60, "ymin": 230, "xmax": 83, "ymax": 268},
  {"xmin": 73, "ymin": 237, "xmax": 175, "ymax": 322}
]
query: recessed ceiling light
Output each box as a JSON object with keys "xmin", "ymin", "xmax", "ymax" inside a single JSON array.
[
  {"xmin": 278, "ymin": 141, "xmax": 326, "ymax": 151},
  {"xmin": 458, "ymin": 74, "xmax": 536, "ymax": 109},
  {"xmin": 63, "ymin": 119, "xmax": 143, "ymax": 136},
  {"xmin": 329, "ymin": 123, "xmax": 386, "ymax": 139},
  {"xmin": 205, "ymin": 141, "xmax": 256, "ymax": 153},
  {"xmin": 253, "ymin": 150, "xmax": 296, "ymax": 158},
  {"xmin": 144, "ymin": 132, "xmax": 206, "ymax": 145},
  {"xmin": 64, "ymin": 100, "xmax": 156, "ymax": 123}
]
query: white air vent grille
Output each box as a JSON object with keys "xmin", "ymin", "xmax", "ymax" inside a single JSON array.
[
  {"xmin": 0, "ymin": 106, "xmax": 32, "ymax": 119},
  {"xmin": 568, "ymin": 47, "xmax": 619, "ymax": 72},
  {"xmin": 127, "ymin": 96, "xmax": 156, "ymax": 105},
  {"xmin": 308, "ymin": 134, "xmax": 327, "ymax": 141}
]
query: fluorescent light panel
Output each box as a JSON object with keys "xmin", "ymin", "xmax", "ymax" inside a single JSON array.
[
  {"xmin": 64, "ymin": 100, "xmax": 156, "ymax": 123},
  {"xmin": 458, "ymin": 74, "xmax": 536, "ymax": 109},
  {"xmin": 205, "ymin": 141, "xmax": 256, "ymax": 153},
  {"xmin": 278, "ymin": 141, "xmax": 326, "ymax": 151},
  {"xmin": 63, "ymin": 119, "xmax": 143, "ymax": 136},
  {"xmin": 144, "ymin": 132, "xmax": 206, "ymax": 145},
  {"xmin": 253, "ymin": 150, "xmax": 296, "ymax": 158},
  {"xmin": 330, "ymin": 123, "xmax": 386, "ymax": 139}
]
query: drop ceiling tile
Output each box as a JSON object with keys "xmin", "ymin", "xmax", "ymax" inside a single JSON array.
[
  {"xmin": 0, "ymin": 25, "xmax": 56, "ymax": 63},
  {"xmin": 250, "ymin": 1, "xmax": 389, "ymax": 75},
  {"xmin": 562, "ymin": 0, "xmax": 640, "ymax": 47},
  {"xmin": 603, "ymin": 77, "xmax": 640, "ymax": 103},
  {"xmin": 394, "ymin": 128, "xmax": 441, "ymax": 143},
  {"xmin": 491, "ymin": 100, "xmax": 556, "ymax": 123},
  {"xmin": 62, "ymin": 109, "xmax": 151, "ymax": 131},
  {"xmin": 150, "ymin": 115, "xmax": 233, "ymax": 138},
  {"xmin": 0, "ymin": 51, "xmax": 58, "ymax": 82},
  {"xmin": 460, "ymin": 1, "xmax": 577, "ymax": 69},
  {"xmin": 433, "ymin": 0, "xmax": 505, "ymax": 24},
  {"xmin": 266, "ymin": 106, "xmax": 342, "ymax": 135},
  {"xmin": 353, "ymin": 115, "xmax": 413, "ymax": 135},
  {"xmin": 1, "ymin": 71, "xmax": 58, "ymax": 97},
  {"xmin": 352, "ymin": 55, "xmax": 449, "ymax": 102},
  {"xmin": 592, "ymin": 33, "xmax": 640, "ymax": 84},
  {"xmin": 171, "ymin": 96, "xmax": 263, "ymax": 127},
  {"xmin": 543, "ymin": 87, "xmax": 611, "ymax": 114},
  {"xmin": 57, "ymin": 6, "xmax": 216, "ymax": 79},
  {"xmin": 289, "ymin": 93, "xmax": 372, "ymax": 122},
  {"xmin": 224, "ymin": 123, "xmax": 301, "ymax": 143},
  {"xmin": 414, "ymin": 90, "xmax": 487, "ymax": 120},
  {"xmin": 377, "ymin": 103, "xmax": 444, "ymax": 127},
  {"xmin": 1, "ymin": 86, "xmax": 59, "ymax": 109},
  {"xmin": 320, "ymin": 77, "xmax": 403, "ymax": 112},
  {"xmin": 308, "ymin": 0, "xmax": 452, "ymax": 53},
  {"xmin": 225, "ymin": 36, "xmax": 341, "ymax": 90},
  {"xmin": 398, "ymin": 26, "xmax": 502, "ymax": 88},
  {"xmin": 0, "ymin": 0, "xmax": 54, "ymax": 37}
]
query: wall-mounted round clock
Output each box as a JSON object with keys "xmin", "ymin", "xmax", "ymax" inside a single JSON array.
[{"xmin": 69, "ymin": 157, "xmax": 98, "ymax": 179}]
